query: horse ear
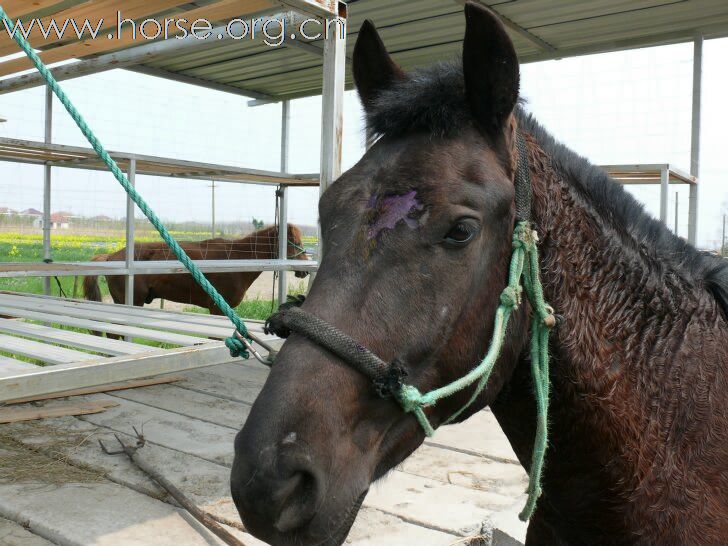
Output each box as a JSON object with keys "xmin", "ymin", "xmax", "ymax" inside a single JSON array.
[
  {"xmin": 353, "ymin": 20, "xmax": 405, "ymax": 111},
  {"xmin": 462, "ymin": 2, "xmax": 520, "ymax": 137}
]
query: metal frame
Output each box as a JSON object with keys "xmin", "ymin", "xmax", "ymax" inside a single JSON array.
[
  {"xmin": 601, "ymin": 163, "xmax": 698, "ymax": 231},
  {"xmin": 0, "ymin": 0, "xmax": 344, "ymax": 397},
  {"xmin": 0, "ymin": 292, "xmax": 280, "ymax": 403}
]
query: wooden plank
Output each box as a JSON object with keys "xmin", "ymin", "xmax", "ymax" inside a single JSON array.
[
  {"xmin": 0, "ymin": 399, "xmax": 118, "ymax": 423},
  {"xmin": 1, "ymin": 0, "xmax": 67, "ymax": 19},
  {"xmin": 0, "ymin": 0, "xmax": 191, "ymax": 56},
  {"xmin": 0, "ymin": 318, "xmax": 152, "ymax": 355},
  {"xmin": 0, "ymin": 333, "xmax": 97, "ymax": 365},
  {"xmin": 0, "ymin": 343, "xmax": 240, "ymax": 403},
  {"xmin": 0, "ymin": 354, "xmax": 37, "ymax": 374},
  {"xmin": 0, "ymin": 295, "xmax": 232, "ymax": 338},
  {"xmin": 0, "ymin": 0, "xmax": 275, "ymax": 77},
  {"xmin": 0, "ymin": 305, "xmax": 211, "ymax": 346},
  {"xmin": 3, "ymin": 374, "xmax": 185, "ymax": 405},
  {"xmin": 7, "ymin": 292, "xmax": 267, "ymax": 332}
]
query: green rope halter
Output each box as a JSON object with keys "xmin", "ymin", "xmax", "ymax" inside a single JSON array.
[
  {"xmin": 0, "ymin": 5, "xmax": 258, "ymax": 358},
  {"xmin": 396, "ymin": 221, "xmax": 553, "ymax": 520}
]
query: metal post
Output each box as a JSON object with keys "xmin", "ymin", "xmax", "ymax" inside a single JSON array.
[
  {"xmin": 674, "ymin": 191, "xmax": 679, "ymax": 235},
  {"xmin": 278, "ymin": 100, "xmax": 291, "ymax": 304},
  {"xmin": 125, "ymin": 159, "xmax": 136, "ymax": 311},
  {"xmin": 659, "ymin": 167, "xmax": 669, "ymax": 224},
  {"xmin": 42, "ymin": 86, "xmax": 53, "ymax": 295},
  {"xmin": 211, "ymin": 181, "xmax": 216, "ymax": 237},
  {"xmin": 688, "ymin": 36, "xmax": 703, "ymax": 246},
  {"xmin": 318, "ymin": 11, "xmax": 346, "ymax": 260},
  {"xmin": 722, "ymin": 214, "xmax": 726, "ymax": 256},
  {"xmin": 277, "ymin": 186, "xmax": 289, "ymax": 304}
]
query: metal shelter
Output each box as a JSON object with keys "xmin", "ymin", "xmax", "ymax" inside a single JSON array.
[{"xmin": 0, "ymin": 0, "xmax": 727, "ymax": 400}]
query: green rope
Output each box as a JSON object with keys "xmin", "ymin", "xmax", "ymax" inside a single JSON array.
[
  {"xmin": 397, "ymin": 221, "xmax": 553, "ymax": 521},
  {"xmin": 0, "ymin": 5, "xmax": 252, "ymax": 358}
]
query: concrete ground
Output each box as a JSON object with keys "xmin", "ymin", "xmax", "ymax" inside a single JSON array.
[{"xmin": 0, "ymin": 350, "xmax": 528, "ymax": 545}]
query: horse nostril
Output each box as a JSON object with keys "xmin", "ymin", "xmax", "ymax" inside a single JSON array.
[{"xmin": 273, "ymin": 469, "xmax": 320, "ymax": 533}]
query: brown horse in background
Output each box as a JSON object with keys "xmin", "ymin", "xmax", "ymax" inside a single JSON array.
[{"xmin": 83, "ymin": 225, "xmax": 309, "ymax": 315}]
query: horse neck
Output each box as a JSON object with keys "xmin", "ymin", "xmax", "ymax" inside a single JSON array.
[
  {"xmin": 528, "ymin": 138, "xmax": 725, "ymax": 404},
  {"xmin": 494, "ymin": 137, "xmax": 728, "ymax": 536},
  {"xmin": 235, "ymin": 231, "xmax": 279, "ymax": 259}
]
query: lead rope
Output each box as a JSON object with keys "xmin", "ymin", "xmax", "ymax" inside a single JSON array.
[{"xmin": 0, "ymin": 6, "xmax": 256, "ymax": 360}]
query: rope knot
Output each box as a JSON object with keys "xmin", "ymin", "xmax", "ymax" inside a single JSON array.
[
  {"xmin": 225, "ymin": 331, "xmax": 250, "ymax": 359},
  {"xmin": 373, "ymin": 359, "xmax": 408, "ymax": 399},
  {"xmin": 500, "ymin": 285, "xmax": 522, "ymax": 309},
  {"xmin": 513, "ymin": 222, "xmax": 538, "ymax": 251},
  {"xmin": 397, "ymin": 384, "xmax": 425, "ymax": 414}
]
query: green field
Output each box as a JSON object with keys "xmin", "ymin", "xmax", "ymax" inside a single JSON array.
[{"xmin": 0, "ymin": 232, "xmax": 286, "ymax": 320}]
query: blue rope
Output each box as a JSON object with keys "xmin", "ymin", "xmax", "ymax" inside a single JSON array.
[{"xmin": 0, "ymin": 5, "xmax": 251, "ymax": 358}]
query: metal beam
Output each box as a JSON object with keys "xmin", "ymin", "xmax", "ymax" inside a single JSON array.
[
  {"xmin": 0, "ymin": 20, "xmax": 259, "ymax": 95},
  {"xmin": 688, "ymin": 35, "xmax": 702, "ymax": 246},
  {"xmin": 124, "ymin": 159, "xmax": 136, "ymax": 312},
  {"xmin": 278, "ymin": 100, "xmax": 291, "ymax": 305},
  {"xmin": 126, "ymin": 65, "xmax": 274, "ymax": 101},
  {"xmin": 0, "ymin": 259, "xmax": 319, "ymax": 278},
  {"xmin": 317, "ymin": 6, "xmax": 346, "ymax": 260}
]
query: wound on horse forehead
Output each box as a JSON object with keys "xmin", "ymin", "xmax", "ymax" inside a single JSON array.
[{"xmin": 231, "ymin": 3, "xmax": 728, "ymax": 545}]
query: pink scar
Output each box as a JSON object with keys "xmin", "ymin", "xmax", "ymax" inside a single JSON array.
[{"xmin": 366, "ymin": 190, "xmax": 425, "ymax": 240}]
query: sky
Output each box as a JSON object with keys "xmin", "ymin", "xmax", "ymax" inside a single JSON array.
[{"xmin": 0, "ymin": 37, "xmax": 726, "ymax": 248}]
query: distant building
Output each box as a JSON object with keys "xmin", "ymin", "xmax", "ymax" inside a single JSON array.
[
  {"xmin": 0, "ymin": 207, "xmax": 16, "ymax": 215},
  {"xmin": 33, "ymin": 211, "xmax": 74, "ymax": 230},
  {"xmin": 20, "ymin": 208, "xmax": 42, "ymax": 217}
]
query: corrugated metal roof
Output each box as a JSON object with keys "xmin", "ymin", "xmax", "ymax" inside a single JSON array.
[
  {"xmin": 4, "ymin": 0, "xmax": 728, "ymax": 99},
  {"xmin": 138, "ymin": 0, "xmax": 728, "ymax": 101}
]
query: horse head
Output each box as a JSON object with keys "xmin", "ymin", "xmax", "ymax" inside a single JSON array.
[{"xmin": 231, "ymin": 4, "xmax": 531, "ymax": 544}]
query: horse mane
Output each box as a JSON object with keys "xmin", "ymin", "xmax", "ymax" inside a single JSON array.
[{"xmin": 364, "ymin": 61, "xmax": 728, "ymax": 315}]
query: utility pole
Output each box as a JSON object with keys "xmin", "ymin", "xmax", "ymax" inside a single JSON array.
[{"xmin": 210, "ymin": 181, "xmax": 216, "ymax": 237}]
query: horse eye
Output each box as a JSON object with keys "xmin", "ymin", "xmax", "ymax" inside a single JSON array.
[{"xmin": 444, "ymin": 220, "xmax": 479, "ymax": 246}]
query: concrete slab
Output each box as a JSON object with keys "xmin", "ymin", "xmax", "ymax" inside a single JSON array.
[
  {"xmin": 0, "ymin": 481, "xmax": 256, "ymax": 546},
  {"xmin": 0, "ymin": 517, "xmax": 55, "ymax": 546},
  {"xmin": 110, "ymin": 383, "xmax": 250, "ymax": 430},
  {"xmin": 428, "ymin": 411, "xmax": 520, "ymax": 463},
  {"xmin": 77, "ymin": 394, "xmax": 238, "ymax": 466},
  {"xmin": 366, "ymin": 470, "xmax": 514, "ymax": 536}
]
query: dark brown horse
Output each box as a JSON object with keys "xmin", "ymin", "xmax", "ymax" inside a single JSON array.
[
  {"xmin": 83, "ymin": 225, "xmax": 309, "ymax": 314},
  {"xmin": 231, "ymin": 4, "xmax": 728, "ymax": 545}
]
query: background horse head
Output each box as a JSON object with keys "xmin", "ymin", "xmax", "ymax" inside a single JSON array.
[{"xmin": 231, "ymin": 3, "xmax": 728, "ymax": 545}]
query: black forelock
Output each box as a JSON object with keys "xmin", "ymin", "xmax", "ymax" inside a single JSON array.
[
  {"xmin": 362, "ymin": 61, "xmax": 728, "ymax": 315},
  {"xmin": 366, "ymin": 61, "xmax": 471, "ymax": 140}
]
